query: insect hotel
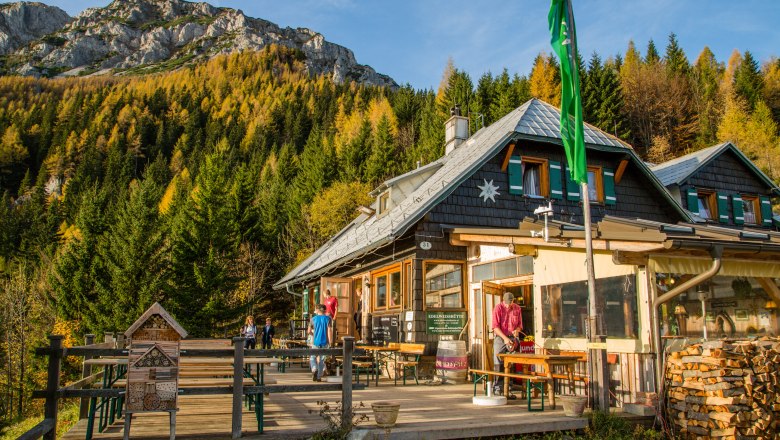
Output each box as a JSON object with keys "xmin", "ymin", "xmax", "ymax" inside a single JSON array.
[{"xmin": 123, "ymin": 302, "xmax": 188, "ymax": 440}]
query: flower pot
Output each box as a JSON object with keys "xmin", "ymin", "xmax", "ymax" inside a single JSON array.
[
  {"xmin": 371, "ymin": 401, "xmax": 400, "ymax": 428},
  {"xmin": 559, "ymin": 395, "xmax": 587, "ymax": 417}
]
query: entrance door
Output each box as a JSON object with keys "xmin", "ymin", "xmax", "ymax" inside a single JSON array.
[
  {"xmin": 320, "ymin": 277, "xmax": 353, "ymax": 340},
  {"xmin": 480, "ymin": 281, "xmax": 505, "ymax": 371}
]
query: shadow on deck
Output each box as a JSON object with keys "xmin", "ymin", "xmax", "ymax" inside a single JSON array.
[{"xmin": 63, "ymin": 365, "xmax": 587, "ymax": 440}]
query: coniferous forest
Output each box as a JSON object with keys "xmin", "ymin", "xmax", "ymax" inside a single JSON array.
[{"xmin": 1, "ymin": 34, "xmax": 780, "ymax": 424}]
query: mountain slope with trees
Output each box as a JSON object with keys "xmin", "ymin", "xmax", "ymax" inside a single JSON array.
[{"xmin": 0, "ymin": 31, "xmax": 779, "ymax": 428}]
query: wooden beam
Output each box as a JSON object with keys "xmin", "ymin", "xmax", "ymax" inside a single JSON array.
[
  {"xmin": 450, "ymin": 233, "xmax": 666, "ymax": 252},
  {"xmin": 500, "ymin": 142, "xmax": 516, "ymax": 171},
  {"xmin": 756, "ymin": 278, "xmax": 780, "ymax": 303},
  {"xmin": 612, "ymin": 250, "xmax": 649, "ymax": 266},
  {"xmin": 509, "ymin": 244, "xmax": 537, "ymax": 257},
  {"xmin": 614, "ymin": 159, "xmax": 629, "ymax": 184}
]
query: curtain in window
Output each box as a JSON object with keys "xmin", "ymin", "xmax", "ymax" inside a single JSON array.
[
  {"xmin": 523, "ymin": 165, "xmax": 540, "ymax": 196},
  {"xmin": 743, "ymin": 200, "xmax": 756, "ymax": 224},
  {"xmin": 698, "ymin": 197, "xmax": 711, "ymax": 219}
]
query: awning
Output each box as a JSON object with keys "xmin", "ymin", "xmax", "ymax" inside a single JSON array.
[{"xmin": 648, "ymin": 255, "xmax": 780, "ymax": 278}]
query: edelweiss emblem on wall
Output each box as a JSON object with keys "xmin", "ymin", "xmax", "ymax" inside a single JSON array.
[{"xmin": 478, "ymin": 179, "xmax": 500, "ymax": 203}]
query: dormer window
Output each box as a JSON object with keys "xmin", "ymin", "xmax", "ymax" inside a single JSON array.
[
  {"xmin": 696, "ymin": 190, "xmax": 717, "ymax": 220},
  {"xmin": 587, "ymin": 166, "xmax": 604, "ymax": 202},
  {"xmin": 378, "ymin": 191, "xmax": 390, "ymax": 215},
  {"xmin": 742, "ymin": 195, "xmax": 760, "ymax": 225},
  {"xmin": 520, "ymin": 157, "xmax": 549, "ymax": 197}
]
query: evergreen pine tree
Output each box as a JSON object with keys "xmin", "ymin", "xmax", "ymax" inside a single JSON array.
[
  {"xmin": 490, "ymin": 69, "xmax": 516, "ymax": 123},
  {"xmin": 473, "ymin": 72, "xmax": 495, "ymax": 129},
  {"xmin": 167, "ymin": 148, "xmax": 241, "ymax": 336},
  {"xmin": 94, "ymin": 177, "xmax": 169, "ymax": 331},
  {"xmin": 582, "ymin": 53, "xmax": 603, "ymax": 123},
  {"xmin": 692, "ymin": 47, "xmax": 724, "ymax": 146},
  {"xmin": 50, "ymin": 186, "xmax": 109, "ymax": 331},
  {"xmin": 645, "ymin": 39, "xmax": 660, "ymax": 65},
  {"xmin": 596, "ymin": 60, "xmax": 630, "ymax": 140},
  {"xmin": 734, "ymin": 51, "xmax": 764, "ymax": 109},
  {"xmin": 365, "ymin": 115, "xmax": 398, "ymax": 184},
  {"xmin": 664, "ymin": 33, "xmax": 690, "ymax": 75}
]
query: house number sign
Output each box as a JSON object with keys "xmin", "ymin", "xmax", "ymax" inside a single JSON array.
[{"xmin": 420, "ymin": 241, "xmax": 432, "ymax": 250}]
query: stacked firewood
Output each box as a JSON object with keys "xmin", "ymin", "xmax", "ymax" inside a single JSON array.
[{"xmin": 664, "ymin": 337, "xmax": 780, "ymax": 440}]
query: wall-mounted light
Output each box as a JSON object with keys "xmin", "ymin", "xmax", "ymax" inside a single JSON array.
[{"xmin": 765, "ymin": 300, "xmax": 777, "ymax": 311}]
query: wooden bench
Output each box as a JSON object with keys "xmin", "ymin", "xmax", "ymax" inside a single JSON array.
[
  {"xmin": 112, "ymin": 377, "xmax": 276, "ymax": 388},
  {"xmin": 395, "ymin": 343, "xmax": 425, "ymax": 385},
  {"xmin": 468, "ymin": 368, "xmax": 550, "ymax": 412}
]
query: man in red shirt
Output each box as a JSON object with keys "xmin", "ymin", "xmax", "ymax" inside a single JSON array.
[
  {"xmin": 323, "ymin": 289, "xmax": 338, "ymax": 341},
  {"xmin": 491, "ymin": 291, "xmax": 523, "ymax": 396}
]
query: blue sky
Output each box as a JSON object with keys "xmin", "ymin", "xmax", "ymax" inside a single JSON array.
[{"xmin": 49, "ymin": 0, "xmax": 780, "ymax": 90}]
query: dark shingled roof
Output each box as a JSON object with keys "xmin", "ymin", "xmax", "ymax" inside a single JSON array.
[
  {"xmin": 274, "ymin": 99, "xmax": 688, "ymax": 289},
  {"xmin": 651, "ymin": 141, "xmax": 779, "ymax": 192}
]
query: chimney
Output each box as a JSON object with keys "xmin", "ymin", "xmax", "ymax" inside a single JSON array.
[{"xmin": 444, "ymin": 105, "xmax": 469, "ymax": 155}]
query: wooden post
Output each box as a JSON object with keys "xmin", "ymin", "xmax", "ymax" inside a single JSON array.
[
  {"xmin": 341, "ymin": 336, "xmax": 354, "ymax": 429},
  {"xmin": 43, "ymin": 335, "xmax": 63, "ymax": 440},
  {"xmin": 232, "ymin": 337, "xmax": 245, "ymax": 439},
  {"xmin": 79, "ymin": 334, "xmax": 95, "ymax": 419},
  {"xmin": 104, "ymin": 332, "xmax": 114, "ymax": 344}
]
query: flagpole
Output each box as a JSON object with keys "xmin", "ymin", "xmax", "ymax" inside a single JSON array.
[{"xmin": 581, "ymin": 181, "xmax": 610, "ymax": 411}]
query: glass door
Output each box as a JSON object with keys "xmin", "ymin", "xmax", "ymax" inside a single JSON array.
[
  {"xmin": 481, "ymin": 281, "xmax": 504, "ymax": 371},
  {"xmin": 320, "ymin": 277, "xmax": 353, "ymax": 340}
]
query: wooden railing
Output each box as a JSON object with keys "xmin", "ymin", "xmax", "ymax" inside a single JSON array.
[{"xmin": 21, "ymin": 335, "xmax": 363, "ymax": 440}]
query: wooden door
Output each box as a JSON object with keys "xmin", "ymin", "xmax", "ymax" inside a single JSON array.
[
  {"xmin": 481, "ymin": 281, "xmax": 505, "ymax": 371},
  {"xmin": 320, "ymin": 277, "xmax": 353, "ymax": 340}
]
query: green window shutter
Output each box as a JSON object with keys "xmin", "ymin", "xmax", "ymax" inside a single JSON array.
[
  {"xmin": 760, "ymin": 196, "xmax": 773, "ymax": 226},
  {"xmin": 732, "ymin": 195, "xmax": 744, "ymax": 225},
  {"xmin": 565, "ymin": 166, "xmax": 580, "ymax": 201},
  {"xmin": 303, "ymin": 288, "xmax": 310, "ymax": 317},
  {"xmin": 603, "ymin": 168, "xmax": 616, "ymax": 205},
  {"xmin": 549, "ymin": 161, "xmax": 563, "ymax": 199},
  {"xmin": 717, "ymin": 193, "xmax": 729, "ymax": 223},
  {"xmin": 508, "ymin": 155, "xmax": 523, "ymax": 195},
  {"xmin": 686, "ymin": 188, "xmax": 699, "ymax": 215}
]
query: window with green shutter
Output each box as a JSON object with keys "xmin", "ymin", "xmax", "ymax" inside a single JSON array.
[
  {"xmin": 565, "ymin": 166, "xmax": 580, "ymax": 201},
  {"xmin": 686, "ymin": 188, "xmax": 699, "ymax": 215},
  {"xmin": 760, "ymin": 196, "xmax": 773, "ymax": 226},
  {"xmin": 508, "ymin": 155, "xmax": 523, "ymax": 195},
  {"xmin": 732, "ymin": 195, "xmax": 744, "ymax": 225},
  {"xmin": 717, "ymin": 193, "xmax": 729, "ymax": 223},
  {"xmin": 603, "ymin": 168, "xmax": 616, "ymax": 205},
  {"xmin": 549, "ymin": 161, "xmax": 563, "ymax": 200}
]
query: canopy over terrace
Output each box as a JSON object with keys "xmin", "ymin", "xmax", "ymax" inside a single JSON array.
[
  {"xmin": 447, "ymin": 215, "xmax": 780, "ymax": 395},
  {"xmin": 448, "ymin": 215, "xmax": 780, "ymax": 266}
]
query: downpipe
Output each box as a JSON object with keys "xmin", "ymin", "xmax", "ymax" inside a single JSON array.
[{"xmin": 652, "ymin": 246, "xmax": 722, "ymax": 400}]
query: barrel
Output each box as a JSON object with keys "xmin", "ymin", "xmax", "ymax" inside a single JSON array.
[{"xmin": 435, "ymin": 340, "xmax": 468, "ymax": 383}]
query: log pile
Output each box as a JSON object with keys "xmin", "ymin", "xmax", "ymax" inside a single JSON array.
[{"xmin": 665, "ymin": 337, "xmax": 780, "ymax": 440}]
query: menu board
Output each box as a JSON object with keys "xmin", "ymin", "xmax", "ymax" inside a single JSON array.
[{"xmin": 371, "ymin": 314, "xmax": 399, "ymax": 344}]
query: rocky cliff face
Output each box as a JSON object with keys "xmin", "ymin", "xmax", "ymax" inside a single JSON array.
[
  {"xmin": 0, "ymin": 2, "xmax": 71, "ymax": 55},
  {"xmin": 1, "ymin": 0, "xmax": 396, "ymax": 88}
]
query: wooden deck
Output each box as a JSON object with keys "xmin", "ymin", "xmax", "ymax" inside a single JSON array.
[{"xmin": 62, "ymin": 339, "xmax": 587, "ymax": 439}]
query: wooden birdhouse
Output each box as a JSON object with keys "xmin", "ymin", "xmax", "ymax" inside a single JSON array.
[{"xmin": 124, "ymin": 302, "xmax": 187, "ymax": 414}]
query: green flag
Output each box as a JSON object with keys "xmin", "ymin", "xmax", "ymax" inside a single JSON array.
[{"xmin": 548, "ymin": 0, "xmax": 587, "ymax": 184}]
